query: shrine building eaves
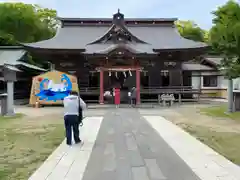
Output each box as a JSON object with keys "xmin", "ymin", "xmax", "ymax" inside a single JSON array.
[
  {"xmin": 58, "ymin": 17, "xmax": 178, "ymax": 27},
  {"xmin": 21, "ymin": 10, "xmax": 208, "ymax": 52}
]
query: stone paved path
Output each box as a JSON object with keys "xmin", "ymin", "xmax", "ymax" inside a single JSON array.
[
  {"xmin": 29, "ymin": 108, "xmax": 240, "ymax": 180},
  {"xmin": 82, "ymin": 109, "xmax": 199, "ymax": 180}
]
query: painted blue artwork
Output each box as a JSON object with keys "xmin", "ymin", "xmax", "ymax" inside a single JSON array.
[{"xmin": 35, "ymin": 74, "xmax": 72, "ymax": 102}]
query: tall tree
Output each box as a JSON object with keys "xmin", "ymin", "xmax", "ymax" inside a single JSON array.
[
  {"xmin": 209, "ymin": 0, "xmax": 240, "ymax": 112},
  {"xmin": 34, "ymin": 5, "xmax": 58, "ymax": 41},
  {"xmin": 0, "ymin": 2, "xmax": 58, "ymax": 45},
  {"xmin": 175, "ymin": 20, "xmax": 207, "ymax": 42},
  {"xmin": 0, "ymin": 31, "xmax": 16, "ymax": 45}
]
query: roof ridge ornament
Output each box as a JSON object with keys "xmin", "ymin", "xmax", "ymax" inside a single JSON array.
[
  {"xmin": 88, "ymin": 23, "xmax": 148, "ymax": 44},
  {"xmin": 87, "ymin": 10, "xmax": 149, "ymax": 45},
  {"xmin": 113, "ymin": 9, "xmax": 124, "ymax": 25}
]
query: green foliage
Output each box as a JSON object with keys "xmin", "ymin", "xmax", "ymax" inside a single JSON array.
[
  {"xmin": 175, "ymin": 20, "xmax": 207, "ymax": 42},
  {"xmin": 0, "ymin": 2, "xmax": 58, "ymax": 46},
  {"xmin": 200, "ymin": 105, "xmax": 240, "ymax": 121},
  {"xmin": 0, "ymin": 31, "xmax": 17, "ymax": 46},
  {"xmin": 175, "ymin": 20, "xmax": 220, "ymax": 55},
  {"xmin": 209, "ymin": 0, "xmax": 240, "ymax": 78}
]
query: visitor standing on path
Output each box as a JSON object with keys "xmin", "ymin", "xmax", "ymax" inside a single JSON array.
[
  {"xmin": 131, "ymin": 87, "xmax": 137, "ymax": 106},
  {"xmin": 114, "ymin": 87, "xmax": 120, "ymax": 108},
  {"xmin": 128, "ymin": 90, "xmax": 132, "ymax": 106},
  {"xmin": 63, "ymin": 91, "xmax": 86, "ymax": 146}
]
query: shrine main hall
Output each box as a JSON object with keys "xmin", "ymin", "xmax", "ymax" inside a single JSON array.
[{"xmin": 23, "ymin": 10, "xmax": 213, "ymax": 104}]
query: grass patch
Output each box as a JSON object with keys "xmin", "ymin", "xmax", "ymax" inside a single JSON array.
[
  {"xmin": 182, "ymin": 124, "xmax": 240, "ymax": 165},
  {"xmin": 0, "ymin": 113, "xmax": 24, "ymax": 120},
  {"xmin": 200, "ymin": 105, "xmax": 240, "ymax": 121},
  {"xmin": 0, "ymin": 115, "xmax": 64, "ymax": 180}
]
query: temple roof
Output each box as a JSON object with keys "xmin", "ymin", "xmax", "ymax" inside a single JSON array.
[
  {"xmin": 202, "ymin": 56, "xmax": 222, "ymax": 65},
  {"xmin": 182, "ymin": 62, "xmax": 214, "ymax": 71},
  {"xmin": 58, "ymin": 17, "xmax": 178, "ymax": 24},
  {"xmin": 0, "ymin": 47, "xmax": 46, "ymax": 71},
  {"xmin": 22, "ymin": 11, "xmax": 208, "ymax": 53}
]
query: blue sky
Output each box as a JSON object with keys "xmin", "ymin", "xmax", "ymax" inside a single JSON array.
[{"xmin": 1, "ymin": 0, "xmax": 231, "ymax": 29}]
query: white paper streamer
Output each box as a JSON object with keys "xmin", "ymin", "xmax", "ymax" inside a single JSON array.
[{"xmin": 129, "ymin": 70, "xmax": 132, "ymax": 76}]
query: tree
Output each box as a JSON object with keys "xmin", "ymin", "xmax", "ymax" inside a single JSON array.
[
  {"xmin": 209, "ymin": 0, "xmax": 240, "ymax": 112},
  {"xmin": 0, "ymin": 2, "xmax": 58, "ymax": 45},
  {"xmin": 175, "ymin": 20, "xmax": 207, "ymax": 42},
  {"xmin": 33, "ymin": 4, "xmax": 58, "ymax": 41},
  {"xmin": 0, "ymin": 30, "xmax": 17, "ymax": 45}
]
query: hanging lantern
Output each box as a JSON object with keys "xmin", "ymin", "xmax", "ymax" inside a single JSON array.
[
  {"xmin": 38, "ymin": 77, "xmax": 43, "ymax": 82},
  {"xmin": 109, "ymin": 71, "xmax": 111, "ymax": 76}
]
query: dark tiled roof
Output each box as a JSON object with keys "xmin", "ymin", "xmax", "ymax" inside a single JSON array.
[
  {"xmin": 84, "ymin": 43, "xmax": 153, "ymax": 54},
  {"xmin": 182, "ymin": 63, "xmax": 214, "ymax": 71},
  {"xmin": 23, "ymin": 26, "xmax": 108, "ymax": 50},
  {"xmin": 58, "ymin": 17, "xmax": 178, "ymax": 23},
  {"xmin": 128, "ymin": 26, "xmax": 207, "ymax": 50},
  {"xmin": 4, "ymin": 64, "xmax": 21, "ymax": 72},
  {"xmin": 0, "ymin": 49, "xmax": 26, "ymax": 65},
  {"xmin": 0, "ymin": 46, "xmax": 23, "ymax": 49},
  {"xmin": 203, "ymin": 57, "xmax": 222, "ymax": 65},
  {"xmin": 22, "ymin": 24, "xmax": 207, "ymax": 52},
  {"xmin": 0, "ymin": 49, "xmax": 46, "ymax": 71},
  {"xmin": 88, "ymin": 24, "xmax": 148, "ymax": 44}
]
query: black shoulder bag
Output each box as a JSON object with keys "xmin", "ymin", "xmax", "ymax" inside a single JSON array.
[{"xmin": 78, "ymin": 98, "xmax": 83, "ymax": 126}]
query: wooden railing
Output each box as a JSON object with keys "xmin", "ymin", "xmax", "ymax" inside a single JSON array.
[
  {"xmin": 0, "ymin": 90, "xmax": 30, "ymax": 99},
  {"xmin": 140, "ymin": 86, "xmax": 201, "ymax": 94},
  {"xmin": 79, "ymin": 87, "xmax": 100, "ymax": 94},
  {"xmin": 78, "ymin": 86, "xmax": 201, "ymax": 95}
]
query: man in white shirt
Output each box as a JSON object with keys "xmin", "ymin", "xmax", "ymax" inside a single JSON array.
[{"xmin": 63, "ymin": 91, "xmax": 86, "ymax": 145}]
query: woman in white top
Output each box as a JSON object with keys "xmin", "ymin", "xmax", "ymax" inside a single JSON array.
[{"xmin": 128, "ymin": 91, "xmax": 132, "ymax": 106}]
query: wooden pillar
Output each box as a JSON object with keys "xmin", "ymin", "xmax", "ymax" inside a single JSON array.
[
  {"xmin": 99, "ymin": 70, "xmax": 104, "ymax": 104},
  {"xmin": 180, "ymin": 70, "xmax": 183, "ymax": 86},
  {"xmin": 136, "ymin": 68, "xmax": 141, "ymax": 104},
  {"xmin": 178, "ymin": 93, "xmax": 181, "ymax": 103}
]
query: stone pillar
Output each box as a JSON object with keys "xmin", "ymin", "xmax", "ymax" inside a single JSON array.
[
  {"xmin": 228, "ymin": 79, "xmax": 233, "ymax": 112},
  {"xmin": 3, "ymin": 67, "xmax": 17, "ymax": 116},
  {"xmin": 99, "ymin": 70, "xmax": 104, "ymax": 104},
  {"xmin": 7, "ymin": 81, "xmax": 14, "ymax": 115},
  {"xmin": 136, "ymin": 68, "xmax": 141, "ymax": 104}
]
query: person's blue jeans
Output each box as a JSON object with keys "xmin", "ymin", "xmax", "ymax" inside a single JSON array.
[
  {"xmin": 64, "ymin": 115, "xmax": 80, "ymax": 145},
  {"xmin": 128, "ymin": 97, "xmax": 132, "ymax": 105}
]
